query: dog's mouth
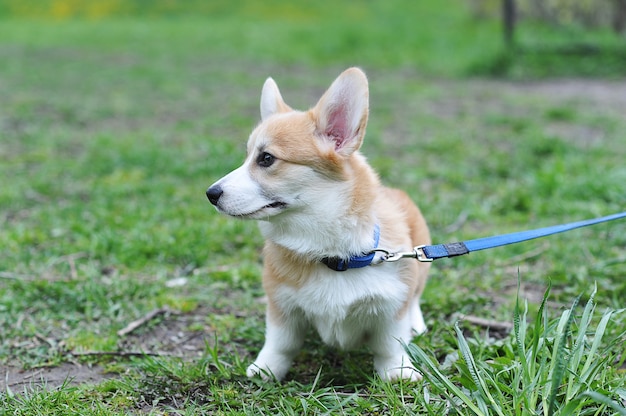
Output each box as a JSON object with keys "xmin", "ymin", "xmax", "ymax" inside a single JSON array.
[
  {"xmin": 265, "ymin": 201, "xmax": 287, "ymax": 210},
  {"xmin": 233, "ymin": 200, "xmax": 288, "ymax": 219}
]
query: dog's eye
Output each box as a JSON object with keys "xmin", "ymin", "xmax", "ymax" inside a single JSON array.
[{"xmin": 257, "ymin": 152, "xmax": 275, "ymax": 168}]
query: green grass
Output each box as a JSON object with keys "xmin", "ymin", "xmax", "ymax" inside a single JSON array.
[
  {"xmin": 407, "ymin": 283, "xmax": 626, "ymax": 415},
  {"xmin": 1, "ymin": 1, "xmax": 626, "ymax": 414}
]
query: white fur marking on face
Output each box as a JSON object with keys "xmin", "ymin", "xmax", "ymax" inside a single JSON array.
[{"xmin": 211, "ymin": 159, "xmax": 282, "ymax": 219}]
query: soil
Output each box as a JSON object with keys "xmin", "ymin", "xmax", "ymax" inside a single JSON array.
[
  {"xmin": 1, "ymin": 363, "xmax": 114, "ymax": 393},
  {"xmin": 1, "ymin": 307, "xmax": 215, "ymax": 392}
]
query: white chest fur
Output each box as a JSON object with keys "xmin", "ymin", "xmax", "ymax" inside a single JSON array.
[{"xmin": 274, "ymin": 264, "xmax": 408, "ymax": 350}]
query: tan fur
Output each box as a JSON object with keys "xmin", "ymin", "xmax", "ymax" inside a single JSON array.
[
  {"xmin": 377, "ymin": 188, "xmax": 431, "ymax": 317},
  {"xmin": 253, "ymin": 113, "xmax": 346, "ymax": 180}
]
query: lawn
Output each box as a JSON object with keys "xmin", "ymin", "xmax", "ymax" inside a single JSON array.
[{"xmin": 1, "ymin": 1, "xmax": 625, "ymax": 414}]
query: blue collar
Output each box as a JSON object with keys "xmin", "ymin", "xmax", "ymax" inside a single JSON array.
[{"xmin": 321, "ymin": 224, "xmax": 380, "ymax": 271}]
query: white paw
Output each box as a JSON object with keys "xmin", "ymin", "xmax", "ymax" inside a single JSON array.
[
  {"xmin": 411, "ymin": 301, "xmax": 428, "ymax": 335},
  {"xmin": 376, "ymin": 355, "xmax": 422, "ymax": 382},
  {"xmin": 381, "ymin": 365, "xmax": 423, "ymax": 382},
  {"xmin": 412, "ymin": 322, "xmax": 428, "ymax": 337},
  {"xmin": 246, "ymin": 354, "xmax": 292, "ymax": 381},
  {"xmin": 246, "ymin": 363, "xmax": 273, "ymax": 381}
]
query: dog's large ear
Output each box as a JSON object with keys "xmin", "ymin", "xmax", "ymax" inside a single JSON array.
[
  {"xmin": 260, "ymin": 77, "xmax": 291, "ymax": 121},
  {"xmin": 313, "ymin": 68, "xmax": 369, "ymax": 156}
]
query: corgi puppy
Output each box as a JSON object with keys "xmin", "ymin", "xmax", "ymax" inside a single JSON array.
[{"xmin": 206, "ymin": 68, "xmax": 430, "ymax": 381}]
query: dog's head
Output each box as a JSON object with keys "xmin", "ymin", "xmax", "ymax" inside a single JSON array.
[{"xmin": 206, "ymin": 68, "xmax": 369, "ymax": 221}]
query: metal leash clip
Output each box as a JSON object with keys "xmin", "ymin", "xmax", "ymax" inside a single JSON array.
[{"xmin": 370, "ymin": 245, "xmax": 433, "ymax": 265}]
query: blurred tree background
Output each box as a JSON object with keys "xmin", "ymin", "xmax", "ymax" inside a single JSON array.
[
  {"xmin": 1, "ymin": 0, "xmax": 624, "ymax": 30},
  {"xmin": 0, "ymin": 0, "xmax": 624, "ymax": 78},
  {"xmin": 472, "ymin": 0, "xmax": 626, "ymax": 32},
  {"xmin": 469, "ymin": 0, "xmax": 626, "ymax": 76}
]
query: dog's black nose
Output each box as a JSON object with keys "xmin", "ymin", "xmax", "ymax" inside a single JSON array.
[{"xmin": 206, "ymin": 185, "xmax": 223, "ymax": 205}]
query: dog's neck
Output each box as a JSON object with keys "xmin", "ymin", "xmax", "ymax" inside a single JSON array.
[{"xmin": 259, "ymin": 212, "xmax": 378, "ymax": 261}]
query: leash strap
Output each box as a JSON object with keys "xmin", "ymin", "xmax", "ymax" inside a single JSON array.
[{"xmin": 419, "ymin": 211, "xmax": 626, "ymax": 262}]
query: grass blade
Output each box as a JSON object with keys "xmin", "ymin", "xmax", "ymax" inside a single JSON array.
[
  {"xmin": 579, "ymin": 308, "xmax": 612, "ymax": 382},
  {"xmin": 515, "ymin": 277, "xmax": 552, "ymax": 412},
  {"xmin": 532, "ymin": 280, "xmax": 552, "ymax": 372},
  {"xmin": 454, "ymin": 323, "xmax": 506, "ymax": 416},
  {"xmin": 547, "ymin": 295, "xmax": 580, "ymax": 416},
  {"xmin": 582, "ymin": 390, "xmax": 626, "ymax": 415},
  {"xmin": 406, "ymin": 342, "xmax": 486, "ymax": 416},
  {"xmin": 513, "ymin": 276, "xmax": 527, "ymax": 374},
  {"xmin": 566, "ymin": 286, "xmax": 596, "ymax": 400}
]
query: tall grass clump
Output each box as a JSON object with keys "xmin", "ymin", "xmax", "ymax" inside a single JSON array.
[{"xmin": 407, "ymin": 283, "xmax": 626, "ymax": 415}]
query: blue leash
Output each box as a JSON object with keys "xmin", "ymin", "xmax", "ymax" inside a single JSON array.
[{"xmin": 381, "ymin": 211, "xmax": 626, "ymax": 264}]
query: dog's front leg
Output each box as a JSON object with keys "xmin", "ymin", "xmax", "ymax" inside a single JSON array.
[
  {"xmin": 247, "ymin": 306, "xmax": 306, "ymax": 381},
  {"xmin": 370, "ymin": 315, "xmax": 422, "ymax": 382}
]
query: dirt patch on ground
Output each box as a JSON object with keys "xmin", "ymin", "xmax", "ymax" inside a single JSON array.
[
  {"xmin": 1, "ymin": 363, "xmax": 113, "ymax": 392},
  {"xmin": 115, "ymin": 307, "xmax": 214, "ymax": 358},
  {"xmin": 1, "ymin": 307, "xmax": 217, "ymax": 392}
]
